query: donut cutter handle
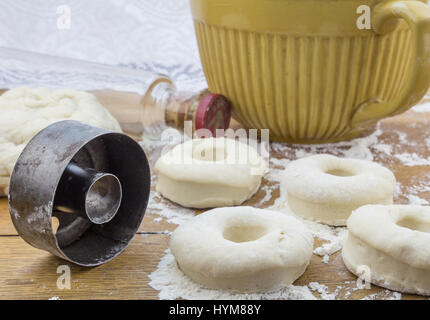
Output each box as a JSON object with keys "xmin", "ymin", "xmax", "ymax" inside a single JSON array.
[{"xmin": 54, "ymin": 162, "xmax": 123, "ymax": 225}]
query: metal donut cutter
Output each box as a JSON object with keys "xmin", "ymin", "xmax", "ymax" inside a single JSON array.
[{"xmin": 8, "ymin": 120, "xmax": 151, "ymax": 266}]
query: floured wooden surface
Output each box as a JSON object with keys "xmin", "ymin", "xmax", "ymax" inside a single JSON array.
[{"xmin": 1, "ymin": 97, "xmax": 430, "ymax": 299}]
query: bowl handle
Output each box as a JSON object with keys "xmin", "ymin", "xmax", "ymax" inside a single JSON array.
[{"xmin": 351, "ymin": 0, "xmax": 430, "ymax": 127}]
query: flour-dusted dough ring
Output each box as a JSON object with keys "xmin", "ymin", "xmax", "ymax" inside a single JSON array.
[
  {"xmin": 170, "ymin": 206, "xmax": 313, "ymax": 292},
  {"xmin": 282, "ymin": 154, "xmax": 396, "ymax": 226},
  {"xmin": 343, "ymin": 205, "xmax": 430, "ymax": 296},
  {"xmin": 155, "ymin": 137, "xmax": 266, "ymax": 209}
]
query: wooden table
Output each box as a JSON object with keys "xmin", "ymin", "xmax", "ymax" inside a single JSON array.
[{"xmin": 1, "ymin": 104, "xmax": 430, "ymax": 300}]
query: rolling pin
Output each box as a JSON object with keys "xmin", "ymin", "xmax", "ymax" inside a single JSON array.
[{"xmin": 0, "ymin": 47, "xmax": 231, "ymax": 139}]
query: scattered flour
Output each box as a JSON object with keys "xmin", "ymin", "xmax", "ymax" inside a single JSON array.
[
  {"xmin": 405, "ymin": 194, "xmax": 429, "ymax": 205},
  {"xmin": 361, "ymin": 290, "xmax": 402, "ymax": 300},
  {"xmin": 394, "ymin": 153, "xmax": 430, "ymax": 167},
  {"xmin": 322, "ymin": 255, "xmax": 330, "ymax": 264},
  {"xmin": 280, "ymin": 125, "xmax": 385, "ymax": 162},
  {"xmin": 394, "ymin": 182, "xmax": 403, "ymax": 201},
  {"xmin": 373, "ymin": 143, "xmax": 393, "ymax": 155},
  {"xmin": 308, "ymin": 282, "xmax": 339, "ymax": 300},
  {"xmin": 149, "ymin": 249, "xmax": 316, "ymax": 300},
  {"xmin": 254, "ymin": 184, "xmax": 275, "ymax": 207},
  {"xmin": 412, "ymin": 102, "xmax": 430, "ymax": 113},
  {"xmin": 148, "ymin": 191, "xmax": 195, "ymax": 225}
]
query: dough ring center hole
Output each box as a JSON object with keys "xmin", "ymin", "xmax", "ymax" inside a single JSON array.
[
  {"xmin": 192, "ymin": 145, "xmax": 227, "ymax": 162},
  {"xmin": 223, "ymin": 224, "xmax": 268, "ymax": 243},
  {"xmin": 325, "ymin": 168, "xmax": 354, "ymax": 177},
  {"xmin": 397, "ymin": 217, "xmax": 430, "ymax": 233}
]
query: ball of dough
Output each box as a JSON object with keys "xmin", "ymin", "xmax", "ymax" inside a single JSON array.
[
  {"xmin": 0, "ymin": 87, "xmax": 122, "ymax": 197},
  {"xmin": 155, "ymin": 137, "xmax": 266, "ymax": 208},
  {"xmin": 170, "ymin": 206, "xmax": 314, "ymax": 292},
  {"xmin": 343, "ymin": 205, "xmax": 430, "ymax": 296},
  {"xmin": 282, "ymin": 154, "xmax": 396, "ymax": 226}
]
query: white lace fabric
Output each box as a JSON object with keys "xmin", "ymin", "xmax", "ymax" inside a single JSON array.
[{"xmin": 0, "ymin": 0, "xmax": 207, "ymax": 92}]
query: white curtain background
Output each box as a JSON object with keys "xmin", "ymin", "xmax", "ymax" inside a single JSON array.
[
  {"xmin": 0, "ymin": 0, "xmax": 206, "ymax": 90},
  {"xmin": 1, "ymin": 1, "xmax": 429, "ymax": 92}
]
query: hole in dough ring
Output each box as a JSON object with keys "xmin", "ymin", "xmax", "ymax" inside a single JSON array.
[
  {"xmin": 282, "ymin": 154, "xmax": 396, "ymax": 226},
  {"xmin": 170, "ymin": 206, "xmax": 314, "ymax": 292},
  {"xmin": 155, "ymin": 138, "xmax": 266, "ymax": 209},
  {"xmin": 342, "ymin": 205, "xmax": 430, "ymax": 296}
]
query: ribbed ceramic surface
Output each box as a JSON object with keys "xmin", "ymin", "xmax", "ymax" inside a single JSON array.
[{"xmin": 194, "ymin": 21, "xmax": 413, "ymax": 142}]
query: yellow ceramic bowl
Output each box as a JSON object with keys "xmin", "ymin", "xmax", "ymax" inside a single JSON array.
[{"xmin": 190, "ymin": 0, "xmax": 430, "ymax": 143}]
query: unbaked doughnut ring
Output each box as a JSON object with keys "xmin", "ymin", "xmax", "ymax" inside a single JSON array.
[
  {"xmin": 343, "ymin": 205, "xmax": 430, "ymax": 296},
  {"xmin": 155, "ymin": 138, "xmax": 266, "ymax": 208},
  {"xmin": 282, "ymin": 154, "xmax": 396, "ymax": 226},
  {"xmin": 170, "ymin": 206, "xmax": 313, "ymax": 292}
]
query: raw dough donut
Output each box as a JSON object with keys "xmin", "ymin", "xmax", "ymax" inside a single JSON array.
[
  {"xmin": 343, "ymin": 205, "xmax": 430, "ymax": 296},
  {"xmin": 155, "ymin": 137, "xmax": 266, "ymax": 208},
  {"xmin": 282, "ymin": 154, "xmax": 396, "ymax": 226},
  {"xmin": 0, "ymin": 87, "xmax": 122, "ymax": 197},
  {"xmin": 170, "ymin": 206, "xmax": 313, "ymax": 292}
]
